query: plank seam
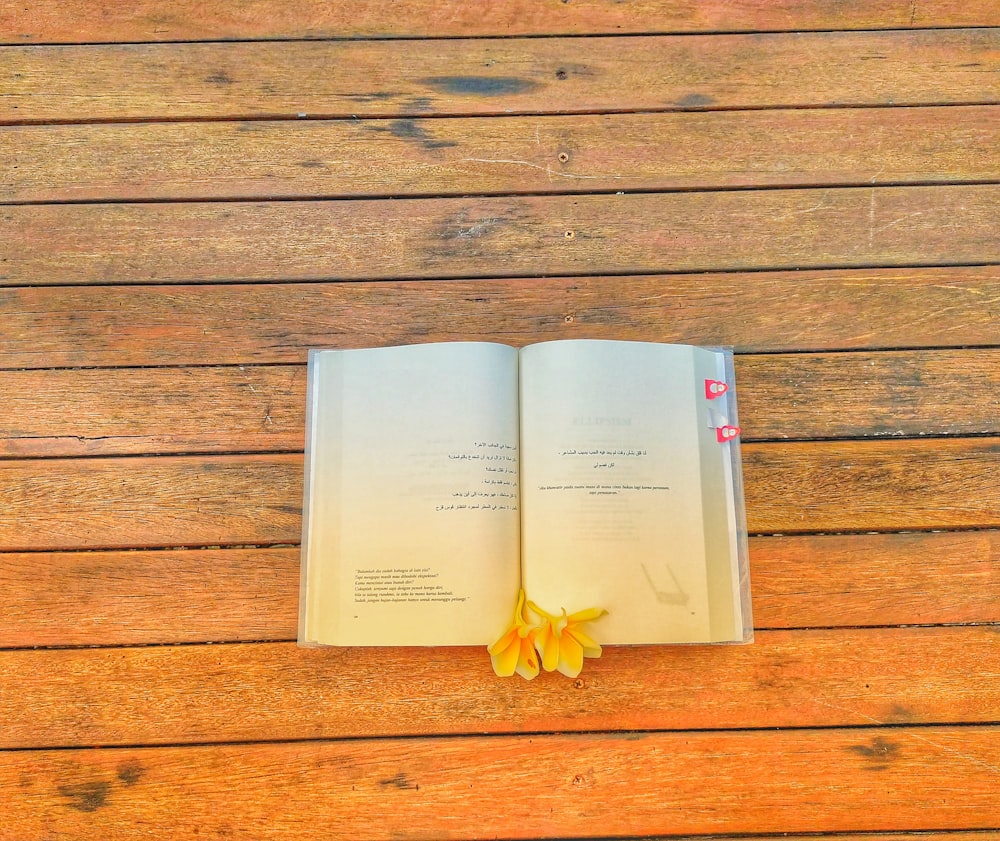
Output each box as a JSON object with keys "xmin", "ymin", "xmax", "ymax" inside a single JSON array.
[
  {"xmin": 5, "ymin": 100, "xmax": 1000, "ymax": 128},
  {"xmin": 3, "ymin": 721, "xmax": 1000, "ymax": 754},
  {"xmin": 4, "ymin": 344, "xmax": 1000, "ymax": 369},
  {"xmin": 3, "ymin": 261, "xmax": 1000, "ymax": 290},
  {"xmin": 7, "ymin": 179, "xmax": 1000, "ymax": 208},
  {"xmin": 2, "ymin": 525, "xmax": 999, "ymax": 555},
  {"xmin": 0, "ymin": 99, "xmax": 1000, "ymax": 128},
  {"xmin": 4, "ymin": 430, "xmax": 1000, "ymax": 461},
  {"xmin": 1, "ymin": 623, "xmax": 997, "ymax": 652},
  {"xmin": 3, "ymin": 25, "xmax": 1000, "ymax": 48}
]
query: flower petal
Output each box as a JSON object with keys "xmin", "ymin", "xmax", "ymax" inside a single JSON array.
[
  {"xmin": 565, "ymin": 624, "xmax": 602, "ymax": 658},
  {"xmin": 534, "ymin": 620, "xmax": 560, "ymax": 672},
  {"xmin": 490, "ymin": 636, "xmax": 521, "ymax": 677},
  {"xmin": 487, "ymin": 628, "xmax": 517, "ymax": 657},
  {"xmin": 567, "ymin": 606, "xmax": 608, "ymax": 623},
  {"xmin": 515, "ymin": 635, "xmax": 540, "ymax": 680},
  {"xmin": 556, "ymin": 631, "xmax": 585, "ymax": 678}
]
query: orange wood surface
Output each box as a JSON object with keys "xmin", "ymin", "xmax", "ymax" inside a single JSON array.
[
  {"xmin": 5, "ymin": 105, "xmax": 999, "ymax": 202},
  {"xmin": 2, "ymin": 268, "xmax": 998, "ymax": 368},
  {"xmin": 5, "ymin": 729, "xmax": 1000, "ymax": 838},
  {"xmin": 3, "ymin": 0, "xmax": 994, "ymax": 42},
  {"xmin": 3, "ymin": 349, "xmax": 998, "ymax": 457},
  {"xmin": 4, "ymin": 186, "xmax": 999, "ymax": 284},
  {"xmin": 4, "ymin": 626, "xmax": 1000, "ymax": 748},
  {"xmin": 2, "ymin": 531, "xmax": 998, "ymax": 646},
  {"xmin": 3, "ymin": 1, "xmax": 998, "ymax": 838},
  {"xmin": 2, "ymin": 440, "xmax": 999, "ymax": 551},
  {"xmin": 4, "ymin": 30, "xmax": 999, "ymax": 124}
]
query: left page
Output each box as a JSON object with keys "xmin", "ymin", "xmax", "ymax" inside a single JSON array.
[{"xmin": 299, "ymin": 342, "xmax": 521, "ymax": 646}]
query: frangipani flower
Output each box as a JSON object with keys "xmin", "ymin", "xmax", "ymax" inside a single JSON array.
[
  {"xmin": 488, "ymin": 589, "xmax": 540, "ymax": 680},
  {"xmin": 527, "ymin": 602, "xmax": 608, "ymax": 679}
]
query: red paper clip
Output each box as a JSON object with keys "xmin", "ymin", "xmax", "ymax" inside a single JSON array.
[
  {"xmin": 716, "ymin": 425, "xmax": 741, "ymax": 443},
  {"xmin": 705, "ymin": 379, "xmax": 728, "ymax": 400}
]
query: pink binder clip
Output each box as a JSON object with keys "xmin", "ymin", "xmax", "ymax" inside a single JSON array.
[
  {"xmin": 716, "ymin": 425, "xmax": 741, "ymax": 443},
  {"xmin": 705, "ymin": 379, "xmax": 728, "ymax": 400}
]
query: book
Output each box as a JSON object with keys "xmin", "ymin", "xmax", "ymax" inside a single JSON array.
[{"xmin": 298, "ymin": 340, "xmax": 752, "ymax": 659}]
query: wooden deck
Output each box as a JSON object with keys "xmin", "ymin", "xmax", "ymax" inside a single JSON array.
[{"xmin": 2, "ymin": 2, "xmax": 999, "ymax": 838}]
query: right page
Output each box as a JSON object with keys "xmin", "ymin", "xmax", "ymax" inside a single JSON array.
[{"xmin": 519, "ymin": 340, "xmax": 749, "ymax": 644}]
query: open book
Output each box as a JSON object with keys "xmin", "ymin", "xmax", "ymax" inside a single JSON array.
[{"xmin": 298, "ymin": 340, "xmax": 751, "ymax": 649}]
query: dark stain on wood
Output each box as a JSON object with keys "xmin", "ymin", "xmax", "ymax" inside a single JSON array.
[
  {"xmin": 421, "ymin": 76, "xmax": 539, "ymax": 96},
  {"xmin": 676, "ymin": 93, "xmax": 715, "ymax": 108},
  {"xmin": 205, "ymin": 71, "xmax": 233, "ymax": 85},
  {"xmin": 298, "ymin": 160, "xmax": 326, "ymax": 169},
  {"xmin": 117, "ymin": 761, "xmax": 144, "ymax": 786},
  {"xmin": 404, "ymin": 96, "xmax": 434, "ymax": 112},
  {"xmin": 345, "ymin": 91, "xmax": 399, "ymax": 103},
  {"xmin": 847, "ymin": 735, "xmax": 901, "ymax": 769},
  {"xmin": 379, "ymin": 772, "xmax": 419, "ymax": 790},
  {"xmin": 58, "ymin": 781, "xmax": 110, "ymax": 812},
  {"xmin": 888, "ymin": 703, "xmax": 916, "ymax": 722},
  {"xmin": 387, "ymin": 119, "xmax": 457, "ymax": 150}
]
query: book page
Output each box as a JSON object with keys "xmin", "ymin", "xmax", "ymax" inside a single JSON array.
[
  {"xmin": 300, "ymin": 342, "xmax": 521, "ymax": 646},
  {"xmin": 519, "ymin": 340, "xmax": 741, "ymax": 644}
]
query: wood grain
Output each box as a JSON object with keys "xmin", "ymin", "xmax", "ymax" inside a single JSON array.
[
  {"xmin": 6, "ymin": 105, "xmax": 999, "ymax": 203},
  {"xmin": 1, "ymin": 440, "xmax": 997, "ymax": 551},
  {"xmin": 2, "ymin": 268, "xmax": 997, "ymax": 368},
  {"xmin": 0, "ymin": 454, "xmax": 304, "ymax": 551},
  {"xmin": 744, "ymin": 438, "xmax": 1000, "ymax": 533},
  {"xmin": 3, "ymin": 186, "xmax": 998, "ymax": 285},
  {"xmin": 736, "ymin": 349, "xmax": 1000, "ymax": 441},
  {"xmin": 3, "ymin": 627, "xmax": 999, "ymax": 749},
  {"xmin": 3, "ymin": 350, "xmax": 998, "ymax": 457},
  {"xmin": 0, "ymin": 365, "xmax": 307, "ymax": 457},
  {"xmin": 0, "ymin": 547, "xmax": 300, "ymax": 646},
  {"xmin": 2, "ymin": 531, "xmax": 997, "ymax": 647},
  {"xmin": 4, "ymin": 0, "xmax": 996, "ymax": 43},
  {"xmin": 4, "ymin": 30, "xmax": 999, "ymax": 124},
  {"xmin": 750, "ymin": 531, "xmax": 1000, "ymax": 628},
  {"xmin": 5, "ymin": 727, "xmax": 999, "ymax": 837},
  {"xmin": 5, "ymin": 2, "xmax": 998, "ymax": 839}
]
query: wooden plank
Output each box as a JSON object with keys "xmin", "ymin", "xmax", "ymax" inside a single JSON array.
[
  {"xmin": 0, "ymin": 454, "xmax": 304, "ymax": 551},
  {"xmin": 0, "ymin": 365, "xmax": 307, "ymax": 457},
  {"xmin": 3, "ymin": 350, "xmax": 999, "ymax": 458},
  {"xmin": 4, "ymin": 0, "xmax": 996, "ymax": 43},
  {"xmin": 736, "ymin": 349, "xmax": 1000, "ymax": 441},
  {"xmin": 5, "ymin": 105, "xmax": 999, "ymax": 203},
  {"xmin": 3, "ymin": 186, "xmax": 998, "ymax": 285},
  {"xmin": 1, "ymin": 440, "xmax": 997, "ymax": 551},
  {"xmin": 3, "ymin": 627, "xmax": 999, "ymax": 748},
  {"xmin": 744, "ymin": 438, "xmax": 1000, "ymax": 533},
  {"xmin": 2, "ymin": 268, "xmax": 997, "ymax": 368},
  {"xmin": 751, "ymin": 531, "xmax": 1000, "ymax": 628},
  {"xmin": 5, "ymin": 727, "xmax": 999, "ymax": 837},
  {"xmin": 2, "ymin": 531, "xmax": 997, "ymax": 647},
  {"xmin": 4, "ymin": 30, "xmax": 998, "ymax": 124},
  {"xmin": 0, "ymin": 547, "xmax": 300, "ymax": 646}
]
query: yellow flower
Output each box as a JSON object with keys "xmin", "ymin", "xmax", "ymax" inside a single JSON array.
[
  {"xmin": 488, "ymin": 589, "xmax": 539, "ymax": 680},
  {"xmin": 528, "ymin": 602, "xmax": 608, "ymax": 679}
]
